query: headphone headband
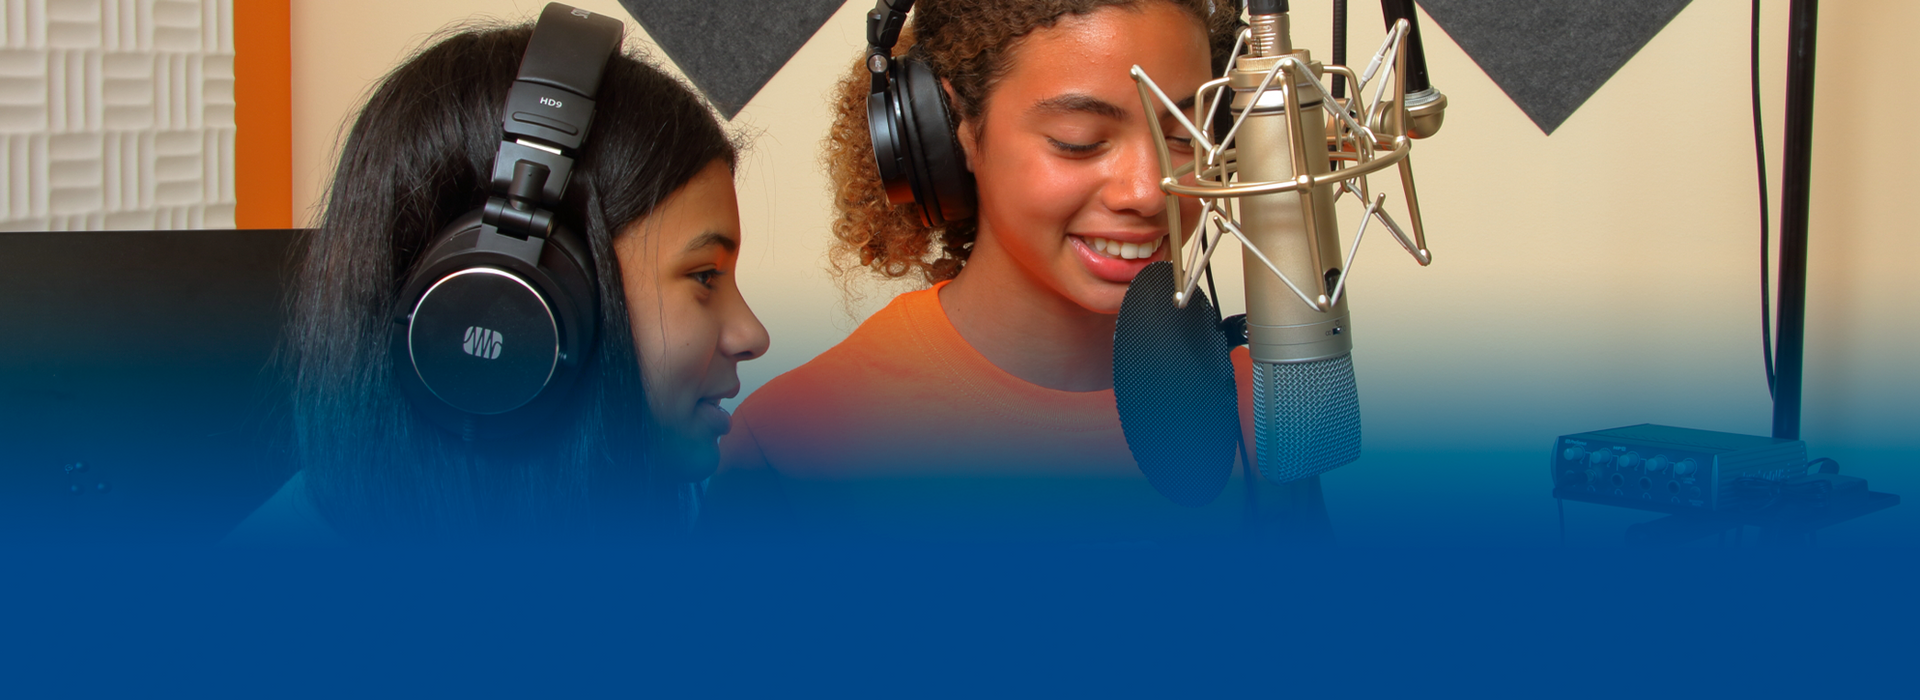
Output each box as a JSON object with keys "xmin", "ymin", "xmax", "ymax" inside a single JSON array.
[
  {"xmin": 866, "ymin": 0, "xmax": 914, "ymax": 65},
  {"xmin": 517, "ymin": 4, "xmax": 622, "ymax": 99},
  {"xmin": 488, "ymin": 5, "xmax": 624, "ymax": 230}
]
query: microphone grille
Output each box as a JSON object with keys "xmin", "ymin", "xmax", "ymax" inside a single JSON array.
[{"xmin": 1251, "ymin": 353, "xmax": 1361, "ymax": 484}]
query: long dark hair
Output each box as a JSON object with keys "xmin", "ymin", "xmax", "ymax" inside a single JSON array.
[{"xmin": 290, "ymin": 22, "xmax": 737, "ymax": 543}]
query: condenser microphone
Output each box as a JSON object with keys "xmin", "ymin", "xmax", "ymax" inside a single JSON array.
[
  {"xmin": 1117, "ymin": 0, "xmax": 1437, "ymax": 502},
  {"xmin": 1235, "ymin": 0, "xmax": 1362, "ymax": 484}
]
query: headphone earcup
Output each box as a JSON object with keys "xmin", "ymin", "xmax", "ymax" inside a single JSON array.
[
  {"xmin": 391, "ymin": 209, "xmax": 599, "ymax": 436},
  {"xmin": 887, "ymin": 55, "xmax": 975, "ymax": 227}
]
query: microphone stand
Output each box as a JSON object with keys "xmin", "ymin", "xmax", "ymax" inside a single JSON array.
[{"xmin": 1770, "ymin": 0, "xmax": 1817, "ymax": 440}]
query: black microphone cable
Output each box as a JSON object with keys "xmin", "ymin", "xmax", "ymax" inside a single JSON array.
[
  {"xmin": 1193, "ymin": 196, "xmax": 1259, "ymax": 534},
  {"xmin": 1753, "ymin": 0, "xmax": 1778, "ymax": 401},
  {"xmin": 1332, "ymin": 0, "xmax": 1348, "ymax": 99}
]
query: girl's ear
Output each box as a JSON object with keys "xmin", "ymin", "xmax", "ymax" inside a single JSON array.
[{"xmin": 944, "ymin": 79, "xmax": 978, "ymax": 173}]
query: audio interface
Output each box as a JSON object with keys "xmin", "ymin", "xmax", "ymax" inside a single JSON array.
[{"xmin": 1550, "ymin": 424, "xmax": 1807, "ymax": 512}]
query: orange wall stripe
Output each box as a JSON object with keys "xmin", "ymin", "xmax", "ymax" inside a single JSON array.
[{"xmin": 234, "ymin": 0, "xmax": 293, "ymax": 229}]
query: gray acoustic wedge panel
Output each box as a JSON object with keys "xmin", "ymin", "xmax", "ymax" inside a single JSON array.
[
  {"xmin": 619, "ymin": 0, "xmax": 846, "ymax": 119},
  {"xmin": 1418, "ymin": 0, "xmax": 1694, "ymax": 134}
]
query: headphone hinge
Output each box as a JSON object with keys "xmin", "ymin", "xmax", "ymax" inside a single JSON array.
[
  {"xmin": 482, "ymin": 196, "xmax": 555, "ymax": 240},
  {"xmin": 483, "ymin": 159, "xmax": 557, "ymax": 239},
  {"xmin": 489, "ymin": 140, "xmax": 575, "ymax": 206}
]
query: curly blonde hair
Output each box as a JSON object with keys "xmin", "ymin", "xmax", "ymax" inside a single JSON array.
[{"xmin": 823, "ymin": 0, "xmax": 1242, "ymax": 288}]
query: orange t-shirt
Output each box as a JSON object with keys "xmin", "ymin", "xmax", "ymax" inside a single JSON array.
[{"xmin": 707, "ymin": 282, "xmax": 1290, "ymax": 542}]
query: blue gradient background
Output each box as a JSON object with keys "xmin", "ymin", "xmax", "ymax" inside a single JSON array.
[{"xmin": 7, "ymin": 546, "xmax": 1917, "ymax": 696}]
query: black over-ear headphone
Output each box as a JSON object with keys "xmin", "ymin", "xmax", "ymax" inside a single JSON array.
[
  {"xmin": 865, "ymin": 0, "xmax": 976, "ymax": 228},
  {"xmin": 391, "ymin": 3, "xmax": 624, "ymax": 437}
]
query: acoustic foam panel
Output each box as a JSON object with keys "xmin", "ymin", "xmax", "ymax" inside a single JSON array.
[
  {"xmin": 619, "ymin": 0, "xmax": 846, "ymax": 119},
  {"xmin": 1418, "ymin": 0, "xmax": 1694, "ymax": 134},
  {"xmin": 0, "ymin": 0, "xmax": 236, "ymax": 230}
]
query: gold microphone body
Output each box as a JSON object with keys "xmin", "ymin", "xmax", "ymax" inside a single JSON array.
[
  {"xmin": 1231, "ymin": 50, "xmax": 1352, "ymax": 366},
  {"xmin": 1233, "ymin": 12, "xmax": 1363, "ymax": 485}
]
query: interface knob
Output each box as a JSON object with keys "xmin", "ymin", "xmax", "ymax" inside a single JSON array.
[
  {"xmin": 1588, "ymin": 450, "xmax": 1614, "ymax": 468},
  {"xmin": 1645, "ymin": 455, "xmax": 1669, "ymax": 473},
  {"xmin": 1616, "ymin": 452, "xmax": 1641, "ymax": 470},
  {"xmin": 1562, "ymin": 446, "xmax": 1587, "ymax": 462},
  {"xmin": 1674, "ymin": 459, "xmax": 1699, "ymax": 477}
]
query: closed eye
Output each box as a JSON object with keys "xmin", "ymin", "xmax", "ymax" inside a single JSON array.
[{"xmin": 1047, "ymin": 136, "xmax": 1103, "ymax": 155}]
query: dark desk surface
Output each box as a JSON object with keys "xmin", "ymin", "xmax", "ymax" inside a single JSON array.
[
  {"xmin": 0, "ymin": 228, "xmax": 303, "ymax": 544},
  {"xmin": 1555, "ymin": 486, "xmax": 1901, "ymax": 546}
]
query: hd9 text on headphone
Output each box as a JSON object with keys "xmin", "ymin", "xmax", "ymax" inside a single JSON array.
[
  {"xmin": 865, "ymin": 0, "xmax": 976, "ymax": 228},
  {"xmin": 390, "ymin": 3, "xmax": 623, "ymax": 437}
]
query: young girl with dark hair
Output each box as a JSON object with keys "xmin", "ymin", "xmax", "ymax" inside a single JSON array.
[
  {"xmin": 230, "ymin": 19, "xmax": 768, "ymax": 544},
  {"xmin": 707, "ymin": 0, "xmax": 1319, "ymax": 542}
]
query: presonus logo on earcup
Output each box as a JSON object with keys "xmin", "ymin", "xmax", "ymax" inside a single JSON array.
[{"xmin": 462, "ymin": 326, "xmax": 504, "ymax": 359}]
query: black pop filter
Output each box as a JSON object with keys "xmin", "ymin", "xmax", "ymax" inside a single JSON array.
[{"xmin": 1113, "ymin": 261, "xmax": 1240, "ymax": 507}]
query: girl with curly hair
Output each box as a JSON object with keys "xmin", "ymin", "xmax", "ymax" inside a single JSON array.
[{"xmin": 709, "ymin": 0, "xmax": 1313, "ymax": 541}]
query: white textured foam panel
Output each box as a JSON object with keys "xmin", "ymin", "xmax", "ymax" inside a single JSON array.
[{"xmin": 0, "ymin": 0, "xmax": 233, "ymax": 231}]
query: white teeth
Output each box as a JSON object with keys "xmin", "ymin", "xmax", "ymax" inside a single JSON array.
[{"xmin": 1082, "ymin": 235, "xmax": 1163, "ymax": 260}]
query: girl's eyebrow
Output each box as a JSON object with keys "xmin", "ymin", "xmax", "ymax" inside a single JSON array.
[
  {"xmin": 1028, "ymin": 93, "xmax": 1128, "ymax": 120},
  {"xmin": 1028, "ymin": 93, "xmax": 1196, "ymax": 120},
  {"xmin": 682, "ymin": 231, "xmax": 738, "ymax": 253}
]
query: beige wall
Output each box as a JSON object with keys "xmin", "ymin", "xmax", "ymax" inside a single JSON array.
[{"xmin": 289, "ymin": 2, "xmax": 1920, "ymax": 481}]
